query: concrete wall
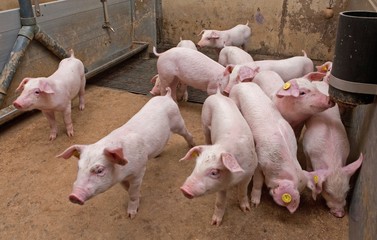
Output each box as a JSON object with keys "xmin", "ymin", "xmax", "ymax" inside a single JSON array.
[{"xmin": 159, "ymin": 0, "xmax": 349, "ymax": 61}]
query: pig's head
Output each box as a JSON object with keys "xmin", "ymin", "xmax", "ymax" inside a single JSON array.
[
  {"xmin": 311, "ymin": 154, "xmax": 363, "ymax": 218},
  {"xmin": 269, "ymin": 180, "xmax": 300, "ymax": 213},
  {"xmin": 275, "ymin": 75, "xmax": 335, "ymax": 119},
  {"xmin": 222, "ymin": 64, "xmax": 259, "ymax": 95},
  {"xmin": 56, "ymin": 144, "xmax": 128, "ymax": 205},
  {"xmin": 197, "ymin": 30, "xmax": 223, "ymax": 48},
  {"xmin": 13, "ymin": 77, "xmax": 55, "ymax": 110},
  {"xmin": 315, "ymin": 61, "xmax": 333, "ymax": 83},
  {"xmin": 179, "ymin": 145, "xmax": 244, "ymax": 199},
  {"xmin": 149, "ymin": 74, "xmax": 161, "ymax": 96}
]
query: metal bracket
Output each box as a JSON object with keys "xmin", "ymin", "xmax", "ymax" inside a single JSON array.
[{"xmin": 100, "ymin": 0, "xmax": 115, "ymax": 33}]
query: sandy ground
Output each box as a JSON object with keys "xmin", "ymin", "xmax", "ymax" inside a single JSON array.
[{"xmin": 0, "ymin": 85, "xmax": 348, "ymax": 239}]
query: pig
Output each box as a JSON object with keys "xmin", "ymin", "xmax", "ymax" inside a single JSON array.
[
  {"xmin": 176, "ymin": 37, "xmax": 198, "ymax": 50},
  {"xmin": 149, "ymin": 39, "xmax": 197, "ymax": 101},
  {"xmin": 218, "ymin": 46, "xmax": 254, "ymax": 66},
  {"xmin": 149, "ymin": 74, "xmax": 188, "ymax": 102},
  {"xmin": 57, "ymin": 88, "xmax": 195, "ymax": 219},
  {"xmin": 180, "ymin": 90, "xmax": 258, "ymax": 226},
  {"xmin": 13, "ymin": 49, "xmax": 85, "ymax": 141},
  {"xmin": 222, "ymin": 64, "xmax": 260, "ymax": 95},
  {"xmin": 229, "ymin": 82, "xmax": 320, "ymax": 213},
  {"xmin": 153, "ymin": 47, "xmax": 232, "ymax": 100},
  {"xmin": 302, "ymin": 80, "xmax": 363, "ymax": 218},
  {"xmin": 316, "ymin": 61, "xmax": 333, "ymax": 83},
  {"xmin": 252, "ymin": 50, "xmax": 314, "ymax": 82},
  {"xmin": 197, "ymin": 21, "xmax": 251, "ymax": 49},
  {"xmin": 252, "ymin": 70, "xmax": 335, "ymax": 138}
]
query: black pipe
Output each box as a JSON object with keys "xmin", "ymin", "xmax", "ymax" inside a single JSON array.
[{"xmin": 18, "ymin": 0, "xmax": 34, "ymax": 19}]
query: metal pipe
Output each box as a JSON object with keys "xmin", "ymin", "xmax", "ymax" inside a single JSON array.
[
  {"xmin": 34, "ymin": 27, "xmax": 70, "ymax": 60},
  {"xmin": 0, "ymin": 26, "xmax": 35, "ymax": 103}
]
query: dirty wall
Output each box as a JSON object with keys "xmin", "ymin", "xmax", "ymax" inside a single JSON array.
[{"xmin": 159, "ymin": 0, "xmax": 350, "ymax": 61}]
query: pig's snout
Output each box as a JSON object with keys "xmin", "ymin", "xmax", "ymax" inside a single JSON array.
[
  {"xmin": 13, "ymin": 101, "xmax": 23, "ymax": 109},
  {"xmin": 69, "ymin": 194, "xmax": 85, "ymax": 205},
  {"xmin": 328, "ymin": 98, "xmax": 336, "ymax": 108},
  {"xmin": 330, "ymin": 208, "xmax": 345, "ymax": 218},
  {"xmin": 69, "ymin": 187, "xmax": 89, "ymax": 205},
  {"xmin": 180, "ymin": 187, "xmax": 194, "ymax": 199}
]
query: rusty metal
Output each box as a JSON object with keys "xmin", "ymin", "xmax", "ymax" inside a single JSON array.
[
  {"xmin": 101, "ymin": 0, "xmax": 115, "ymax": 33},
  {"xmin": 34, "ymin": 27, "xmax": 70, "ymax": 59}
]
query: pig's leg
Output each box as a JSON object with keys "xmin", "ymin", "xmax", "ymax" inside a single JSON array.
[
  {"xmin": 78, "ymin": 76, "xmax": 86, "ymax": 111},
  {"xmin": 170, "ymin": 114, "xmax": 195, "ymax": 147},
  {"xmin": 62, "ymin": 103, "xmax": 74, "ymax": 137},
  {"xmin": 250, "ymin": 165, "xmax": 264, "ymax": 207},
  {"xmin": 42, "ymin": 110, "xmax": 58, "ymax": 141},
  {"xmin": 203, "ymin": 125, "xmax": 211, "ymax": 145},
  {"xmin": 238, "ymin": 177, "xmax": 252, "ymax": 212},
  {"xmin": 211, "ymin": 190, "xmax": 227, "ymax": 226},
  {"xmin": 122, "ymin": 169, "xmax": 145, "ymax": 219}
]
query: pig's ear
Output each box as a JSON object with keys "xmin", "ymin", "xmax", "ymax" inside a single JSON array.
[
  {"xmin": 39, "ymin": 81, "xmax": 55, "ymax": 94},
  {"xmin": 342, "ymin": 153, "xmax": 363, "ymax": 177},
  {"xmin": 209, "ymin": 31, "xmax": 220, "ymax": 39},
  {"xmin": 180, "ymin": 146, "xmax": 203, "ymax": 161},
  {"xmin": 197, "ymin": 30, "xmax": 205, "ymax": 36},
  {"xmin": 303, "ymin": 169, "xmax": 329, "ymax": 200},
  {"xmin": 104, "ymin": 147, "xmax": 128, "ymax": 166},
  {"xmin": 150, "ymin": 74, "xmax": 159, "ymax": 83},
  {"xmin": 303, "ymin": 72, "xmax": 326, "ymax": 81},
  {"xmin": 276, "ymin": 80, "xmax": 300, "ymax": 98},
  {"xmin": 15, "ymin": 78, "xmax": 31, "ymax": 92},
  {"xmin": 238, "ymin": 66, "xmax": 258, "ymax": 82},
  {"xmin": 316, "ymin": 61, "xmax": 332, "ymax": 73},
  {"xmin": 221, "ymin": 153, "xmax": 244, "ymax": 172},
  {"xmin": 224, "ymin": 64, "xmax": 235, "ymax": 76},
  {"xmin": 56, "ymin": 145, "xmax": 86, "ymax": 159}
]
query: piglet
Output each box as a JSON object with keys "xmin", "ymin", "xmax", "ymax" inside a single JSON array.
[
  {"xmin": 229, "ymin": 82, "xmax": 319, "ymax": 213},
  {"xmin": 177, "ymin": 37, "xmax": 198, "ymax": 50},
  {"xmin": 252, "ymin": 70, "xmax": 334, "ymax": 138},
  {"xmin": 13, "ymin": 49, "xmax": 86, "ymax": 140},
  {"xmin": 57, "ymin": 88, "xmax": 195, "ymax": 219},
  {"xmin": 149, "ymin": 39, "xmax": 197, "ymax": 101},
  {"xmin": 153, "ymin": 47, "xmax": 232, "ymax": 100},
  {"xmin": 302, "ymin": 80, "xmax": 363, "ymax": 218},
  {"xmin": 180, "ymin": 90, "xmax": 258, "ymax": 226},
  {"xmin": 197, "ymin": 21, "xmax": 251, "ymax": 49},
  {"xmin": 252, "ymin": 50, "xmax": 314, "ymax": 82},
  {"xmin": 218, "ymin": 46, "xmax": 254, "ymax": 66}
]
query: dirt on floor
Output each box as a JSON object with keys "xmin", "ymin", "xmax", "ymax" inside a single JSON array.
[{"xmin": 0, "ymin": 85, "xmax": 348, "ymax": 240}]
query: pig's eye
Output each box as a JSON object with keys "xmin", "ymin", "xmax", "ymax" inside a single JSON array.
[
  {"xmin": 34, "ymin": 89, "xmax": 41, "ymax": 95},
  {"xmin": 209, "ymin": 169, "xmax": 220, "ymax": 179},
  {"xmin": 91, "ymin": 165, "xmax": 106, "ymax": 176},
  {"xmin": 299, "ymin": 91, "xmax": 306, "ymax": 96}
]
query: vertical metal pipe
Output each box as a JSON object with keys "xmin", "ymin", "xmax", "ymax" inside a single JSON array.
[{"xmin": 18, "ymin": 0, "xmax": 34, "ymax": 19}]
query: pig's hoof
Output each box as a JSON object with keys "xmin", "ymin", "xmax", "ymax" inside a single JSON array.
[
  {"xmin": 211, "ymin": 217, "xmax": 222, "ymax": 226},
  {"xmin": 240, "ymin": 203, "xmax": 251, "ymax": 212},
  {"xmin": 67, "ymin": 131, "xmax": 74, "ymax": 137},
  {"xmin": 49, "ymin": 133, "xmax": 57, "ymax": 141},
  {"xmin": 128, "ymin": 211, "xmax": 138, "ymax": 219}
]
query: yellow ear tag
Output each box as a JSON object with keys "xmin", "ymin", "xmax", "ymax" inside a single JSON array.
[
  {"xmin": 282, "ymin": 193, "xmax": 292, "ymax": 204},
  {"xmin": 283, "ymin": 82, "xmax": 291, "ymax": 90},
  {"xmin": 313, "ymin": 175, "xmax": 319, "ymax": 185},
  {"xmin": 191, "ymin": 152, "xmax": 199, "ymax": 159},
  {"xmin": 73, "ymin": 150, "xmax": 80, "ymax": 158},
  {"xmin": 322, "ymin": 66, "xmax": 328, "ymax": 72}
]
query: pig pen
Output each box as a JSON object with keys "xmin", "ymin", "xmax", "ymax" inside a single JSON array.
[{"xmin": 0, "ymin": 55, "xmax": 349, "ymax": 240}]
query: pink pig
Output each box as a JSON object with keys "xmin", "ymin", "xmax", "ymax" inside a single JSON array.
[
  {"xmin": 176, "ymin": 37, "xmax": 198, "ymax": 50},
  {"xmin": 222, "ymin": 64, "xmax": 260, "ymax": 95},
  {"xmin": 253, "ymin": 51, "xmax": 314, "ymax": 82},
  {"xmin": 197, "ymin": 21, "xmax": 251, "ymax": 49},
  {"xmin": 57, "ymin": 88, "xmax": 195, "ymax": 219},
  {"xmin": 180, "ymin": 90, "xmax": 258, "ymax": 226},
  {"xmin": 252, "ymin": 70, "xmax": 335, "ymax": 138},
  {"xmin": 302, "ymin": 80, "xmax": 363, "ymax": 218},
  {"xmin": 229, "ymin": 82, "xmax": 320, "ymax": 213},
  {"xmin": 13, "ymin": 49, "xmax": 86, "ymax": 140},
  {"xmin": 218, "ymin": 46, "xmax": 254, "ymax": 66},
  {"xmin": 153, "ymin": 47, "xmax": 232, "ymax": 100}
]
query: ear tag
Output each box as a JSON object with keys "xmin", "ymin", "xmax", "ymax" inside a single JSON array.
[
  {"xmin": 282, "ymin": 193, "xmax": 292, "ymax": 204},
  {"xmin": 73, "ymin": 150, "xmax": 80, "ymax": 158},
  {"xmin": 191, "ymin": 152, "xmax": 199, "ymax": 159},
  {"xmin": 313, "ymin": 175, "xmax": 319, "ymax": 185},
  {"xmin": 322, "ymin": 66, "xmax": 328, "ymax": 72},
  {"xmin": 283, "ymin": 82, "xmax": 291, "ymax": 90}
]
